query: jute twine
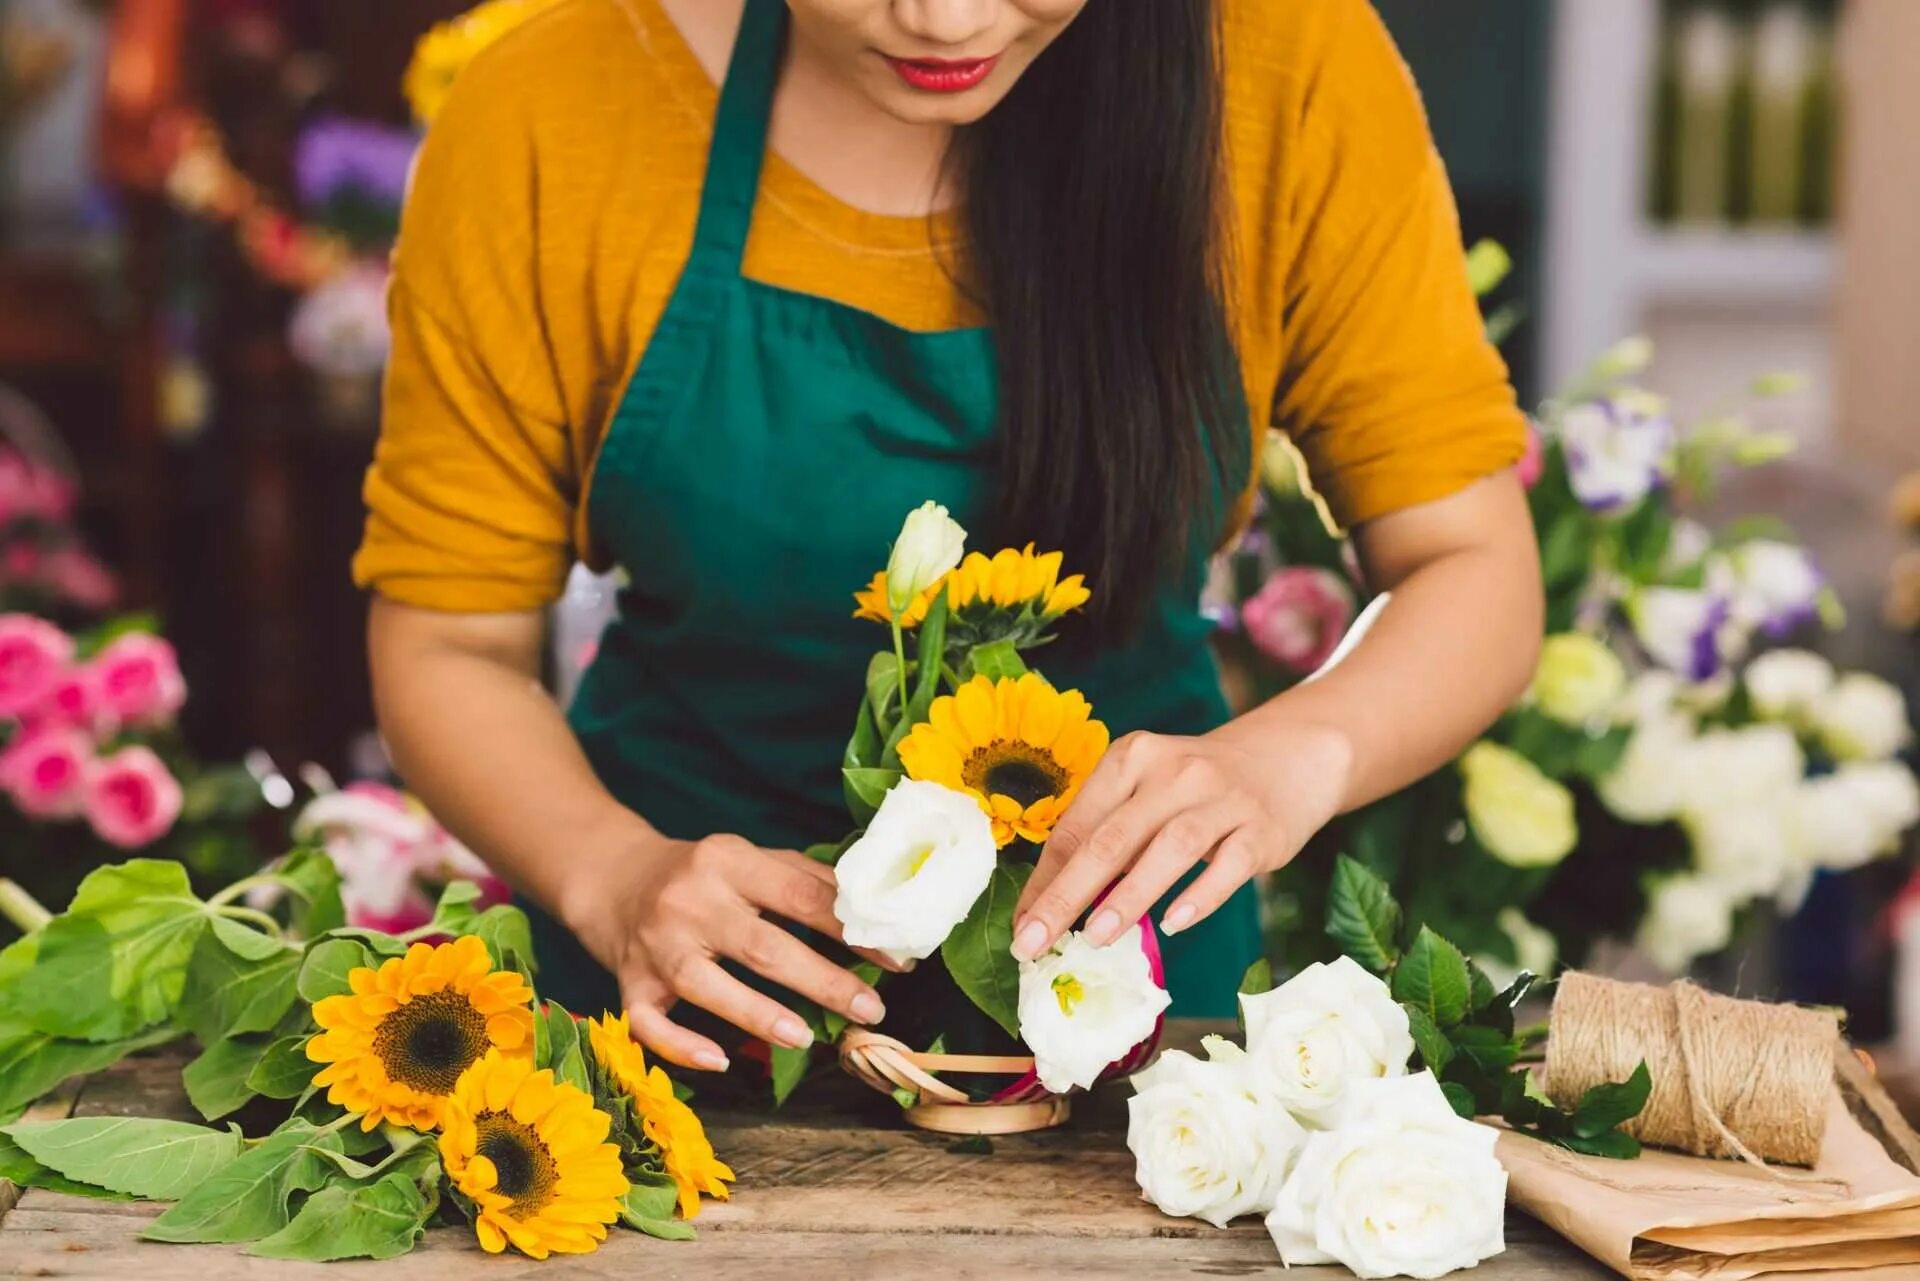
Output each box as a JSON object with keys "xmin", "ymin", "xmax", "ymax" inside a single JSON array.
[{"xmin": 1545, "ymin": 971, "xmax": 1840, "ymax": 1170}]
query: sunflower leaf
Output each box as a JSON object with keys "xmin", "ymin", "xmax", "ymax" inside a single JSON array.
[
  {"xmin": 962, "ymin": 639, "xmax": 1027, "ymax": 683},
  {"xmin": 538, "ymin": 1003, "xmax": 590, "ymax": 1093},
  {"xmin": 246, "ymin": 1034, "xmax": 318, "ymax": 1099},
  {"xmin": 0, "ymin": 1129, "xmax": 135, "ymax": 1200},
  {"xmin": 472, "ymin": 905, "xmax": 536, "ymax": 979},
  {"xmin": 621, "ymin": 1180, "xmax": 697, "ymax": 1240},
  {"xmin": 180, "ymin": 925, "xmax": 301, "ymax": 1045},
  {"xmin": 272, "ymin": 845, "xmax": 346, "ymax": 939},
  {"xmin": 182, "ymin": 1033, "xmax": 274, "ymax": 1121},
  {"xmin": 941, "ymin": 863, "xmax": 1032, "ymax": 1039},
  {"xmin": 0, "ymin": 1020, "xmax": 178, "ymax": 1119},
  {"xmin": 144, "ymin": 1118, "xmax": 346, "ymax": 1243},
  {"xmin": 428, "ymin": 881, "xmax": 485, "ymax": 936},
  {"xmin": 247, "ymin": 1170, "xmax": 431, "ymax": 1260},
  {"xmin": 296, "ymin": 938, "xmax": 375, "ymax": 1003},
  {"xmin": 842, "ymin": 767, "xmax": 903, "ymax": 826},
  {"xmin": 1, "ymin": 1116, "xmax": 242, "ymax": 1199}
]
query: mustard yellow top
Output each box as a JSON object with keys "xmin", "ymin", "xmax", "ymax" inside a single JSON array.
[{"xmin": 355, "ymin": 0, "xmax": 1527, "ymax": 612}]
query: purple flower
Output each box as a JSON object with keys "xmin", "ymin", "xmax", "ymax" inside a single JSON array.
[
  {"xmin": 1557, "ymin": 396, "xmax": 1675, "ymax": 513},
  {"xmin": 294, "ymin": 116, "xmax": 418, "ymax": 211}
]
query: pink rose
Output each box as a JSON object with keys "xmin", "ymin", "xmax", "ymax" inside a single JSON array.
[
  {"xmin": 24, "ymin": 465, "xmax": 75, "ymax": 523},
  {"xmin": 84, "ymin": 746, "xmax": 183, "ymax": 848},
  {"xmin": 1516, "ymin": 420, "xmax": 1546, "ymax": 489},
  {"xmin": 3, "ymin": 540, "xmax": 41, "ymax": 580},
  {"xmin": 23, "ymin": 665, "xmax": 104, "ymax": 734},
  {"xmin": 1240, "ymin": 567, "xmax": 1356, "ymax": 674},
  {"xmin": 90, "ymin": 633, "xmax": 187, "ymax": 728},
  {"xmin": 0, "ymin": 614, "xmax": 75, "ymax": 718},
  {"xmin": 0, "ymin": 453, "xmax": 33, "ymax": 527},
  {"xmin": 0, "ymin": 727, "xmax": 94, "ymax": 818},
  {"xmin": 45, "ymin": 549, "xmax": 118, "ymax": 611}
]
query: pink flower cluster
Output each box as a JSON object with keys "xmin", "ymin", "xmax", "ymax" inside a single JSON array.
[
  {"xmin": 0, "ymin": 615, "xmax": 186, "ymax": 848},
  {"xmin": 1240, "ymin": 567, "xmax": 1357, "ymax": 675},
  {"xmin": 293, "ymin": 781, "xmax": 509, "ymax": 932}
]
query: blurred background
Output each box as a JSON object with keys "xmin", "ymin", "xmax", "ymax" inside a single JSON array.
[{"xmin": 0, "ymin": 0, "xmax": 1917, "ymax": 1077}]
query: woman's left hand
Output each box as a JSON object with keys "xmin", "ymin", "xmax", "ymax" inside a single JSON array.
[{"xmin": 1009, "ymin": 720, "xmax": 1354, "ymax": 960}]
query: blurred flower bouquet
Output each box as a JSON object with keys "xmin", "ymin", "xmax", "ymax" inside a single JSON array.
[
  {"xmin": 291, "ymin": 780, "xmax": 508, "ymax": 934},
  {"xmin": 797, "ymin": 504, "xmax": 1167, "ymax": 1123},
  {"xmin": 1226, "ymin": 251, "xmax": 1918, "ymax": 980},
  {"xmin": 0, "ymin": 389, "xmax": 117, "ymax": 621}
]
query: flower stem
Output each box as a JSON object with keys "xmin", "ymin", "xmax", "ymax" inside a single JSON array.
[
  {"xmin": 0, "ymin": 878, "xmax": 51, "ymax": 933},
  {"xmin": 213, "ymin": 903, "xmax": 286, "ymax": 940},
  {"xmin": 207, "ymin": 873, "xmax": 282, "ymax": 909},
  {"xmin": 890, "ymin": 616, "xmax": 910, "ymax": 721}
]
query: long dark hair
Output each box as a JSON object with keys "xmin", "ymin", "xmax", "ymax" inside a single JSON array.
[{"xmin": 953, "ymin": 2, "xmax": 1243, "ymax": 633}]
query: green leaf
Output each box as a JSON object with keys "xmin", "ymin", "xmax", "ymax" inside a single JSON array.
[
  {"xmin": 183, "ymin": 1034, "xmax": 272, "ymax": 1121},
  {"xmin": 296, "ymin": 938, "xmax": 375, "ymax": 1003},
  {"xmin": 1440, "ymin": 1081, "xmax": 1478, "ymax": 1119},
  {"xmin": 1325, "ymin": 856, "xmax": 1402, "ymax": 974},
  {"xmin": 247, "ymin": 1171, "xmax": 431, "ymax": 1260},
  {"xmin": 940, "ymin": 863, "xmax": 1031, "ymax": 1038},
  {"xmin": 865, "ymin": 652, "xmax": 904, "ymax": 735},
  {"xmin": 946, "ymin": 1134, "xmax": 994, "ymax": 1155},
  {"xmin": 907, "ymin": 589, "xmax": 950, "ymax": 714},
  {"xmin": 272, "ymin": 846, "xmax": 346, "ymax": 938},
  {"xmin": 144, "ymin": 1119, "xmax": 346, "ymax": 1243},
  {"xmin": 1452, "ymin": 1024, "xmax": 1521, "ymax": 1074},
  {"xmin": 0, "ymin": 1129, "xmax": 134, "ymax": 1200},
  {"xmin": 1391, "ymin": 927, "xmax": 1472, "ymax": 1028},
  {"xmin": 1555, "ymin": 1129, "xmax": 1642, "ymax": 1160},
  {"xmin": 1403, "ymin": 1005, "xmax": 1454, "ymax": 1074},
  {"xmin": 473, "ymin": 905, "xmax": 535, "ymax": 978},
  {"xmin": 207, "ymin": 915, "xmax": 287, "ymax": 962},
  {"xmin": 770, "ymin": 1045, "xmax": 811, "ymax": 1107},
  {"xmin": 537, "ymin": 1003, "xmax": 590, "ymax": 1093},
  {"xmin": 622, "ymin": 1176, "xmax": 679, "ymax": 1222},
  {"xmin": 1237, "ymin": 957, "xmax": 1274, "ymax": 998},
  {"xmin": 0, "ymin": 1021, "xmax": 178, "ymax": 1119},
  {"xmin": 1467, "ymin": 961, "xmax": 1498, "ymax": 1015},
  {"xmin": 821, "ymin": 963, "xmax": 884, "ymax": 1042},
  {"xmin": 1571, "ymin": 1062, "xmax": 1652, "ymax": 1138},
  {"xmin": 246, "ymin": 1035, "xmax": 318, "ymax": 1099},
  {"xmin": 844, "ymin": 695, "xmax": 884, "ymax": 773},
  {"xmin": 890, "ymin": 1086, "xmax": 918, "ymax": 1109},
  {"xmin": 963, "ymin": 639, "xmax": 1026, "ymax": 683},
  {"xmin": 1465, "ymin": 239, "xmax": 1513, "ymax": 297},
  {"xmin": 842, "ymin": 767, "xmax": 903, "ymax": 826},
  {"xmin": 1, "ymin": 1117, "xmax": 241, "ymax": 1198},
  {"xmin": 304, "ymin": 1137, "xmax": 439, "ymax": 1186},
  {"xmin": 620, "ymin": 1179, "xmax": 697, "ymax": 1240},
  {"xmin": 180, "ymin": 925, "xmax": 300, "ymax": 1044},
  {"xmin": 428, "ymin": 880, "xmax": 485, "ymax": 936}
]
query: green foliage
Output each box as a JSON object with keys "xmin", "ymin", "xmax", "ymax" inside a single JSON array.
[
  {"xmin": 183, "ymin": 1033, "xmax": 275, "ymax": 1121},
  {"xmin": 961, "ymin": 638, "xmax": 1027, "ymax": 683},
  {"xmin": 248, "ymin": 1171, "xmax": 434, "ymax": 1261},
  {"xmin": 535, "ymin": 1002, "xmax": 590, "ymax": 1094},
  {"xmin": 144, "ymin": 1118, "xmax": 348, "ymax": 1243},
  {"xmin": 0, "ymin": 1129, "xmax": 136, "ymax": 1200},
  {"xmin": 1, "ymin": 1116, "xmax": 241, "ymax": 1198},
  {"xmin": 1324, "ymin": 855, "xmax": 1402, "ymax": 974},
  {"xmin": 1390, "ymin": 928, "xmax": 1472, "ymax": 1027},
  {"xmin": 941, "ymin": 862, "xmax": 1033, "ymax": 1039},
  {"xmin": 842, "ymin": 767, "xmax": 904, "ymax": 826},
  {"xmin": 621, "ymin": 1175, "xmax": 696, "ymax": 1240}
]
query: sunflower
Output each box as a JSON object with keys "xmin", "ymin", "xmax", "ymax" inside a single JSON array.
[
  {"xmin": 404, "ymin": 0, "xmax": 567, "ymax": 125},
  {"xmin": 585, "ymin": 1012, "xmax": 735, "ymax": 1218},
  {"xmin": 852, "ymin": 570, "xmax": 935, "ymax": 626},
  {"xmin": 306, "ymin": 935, "xmax": 535, "ymax": 1132},
  {"xmin": 852, "ymin": 546, "xmax": 1090, "ymax": 634},
  {"xmin": 897, "ymin": 672, "xmax": 1109, "ymax": 847},
  {"xmin": 439, "ymin": 1050, "xmax": 629, "ymax": 1258}
]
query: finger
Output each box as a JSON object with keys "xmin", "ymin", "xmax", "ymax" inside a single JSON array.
[
  {"xmin": 742, "ymin": 848, "xmax": 846, "ymax": 940},
  {"xmin": 670, "ymin": 954, "xmax": 817, "ymax": 1051},
  {"xmin": 623, "ymin": 976, "xmax": 731, "ymax": 1072},
  {"xmin": 1161, "ymin": 829, "xmax": 1266, "ymax": 936},
  {"xmin": 1081, "ymin": 805, "xmax": 1240, "ymax": 947},
  {"xmin": 852, "ymin": 946, "xmax": 915, "ymax": 974},
  {"xmin": 759, "ymin": 849, "xmax": 913, "ymax": 970},
  {"xmin": 1018, "ymin": 741, "xmax": 1140, "ymax": 919},
  {"xmin": 1013, "ymin": 785, "xmax": 1190, "ymax": 961},
  {"xmin": 723, "ymin": 917, "xmax": 886, "ymax": 1027}
]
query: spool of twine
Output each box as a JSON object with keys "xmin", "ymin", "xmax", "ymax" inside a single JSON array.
[{"xmin": 1545, "ymin": 971, "xmax": 1840, "ymax": 1169}]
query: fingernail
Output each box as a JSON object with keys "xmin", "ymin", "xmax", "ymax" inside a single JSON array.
[
  {"xmin": 1162, "ymin": 903, "xmax": 1196, "ymax": 935},
  {"xmin": 852, "ymin": 992, "xmax": 885, "ymax": 1024},
  {"xmin": 694, "ymin": 1049, "xmax": 730, "ymax": 1072},
  {"xmin": 1012, "ymin": 919, "xmax": 1048, "ymax": 960},
  {"xmin": 774, "ymin": 1017, "xmax": 813, "ymax": 1049},
  {"xmin": 1086, "ymin": 909, "xmax": 1120, "ymax": 945}
]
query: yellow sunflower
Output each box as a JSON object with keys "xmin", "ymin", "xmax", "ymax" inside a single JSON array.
[
  {"xmin": 945, "ymin": 545, "xmax": 1091, "ymax": 619},
  {"xmin": 585, "ymin": 1013, "xmax": 736, "ymax": 1219},
  {"xmin": 852, "ymin": 569, "xmax": 935, "ymax": 626},
  {"xmin": 897, "ymin": 672, "xmax": 1109, "ymax": 847},
  {"xmin": 440, "ymin": 1050, "xmax": 629, "ymax": 1259},
  {"xmin": 306, "ymin": 935, "xmax": 535, "ymax": 1132},
  {"xmin": 404, "ymin": 0, "xmax": 567, "ymax": 126}
]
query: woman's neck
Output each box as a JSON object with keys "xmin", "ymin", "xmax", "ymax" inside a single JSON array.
[{"xmin": 658, "ymin": 0, "xmax": 956, "ymax": 219}]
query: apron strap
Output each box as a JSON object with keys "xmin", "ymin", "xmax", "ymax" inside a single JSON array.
[{"xmin": 690, "ymin": 0, "xmax": 787, "ymax": 268}]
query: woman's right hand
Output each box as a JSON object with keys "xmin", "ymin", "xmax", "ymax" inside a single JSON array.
[{"xmin": 562, "ymin": 831, "xmax": 889, "ymax": 1072}]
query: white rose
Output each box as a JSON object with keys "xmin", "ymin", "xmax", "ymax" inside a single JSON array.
[
  {"xmin": 1126, "ymin": 1045, "xmax": 1305, "ymax": 1227},
  {"xmin": 1475, "ymin": 908, "xmax": 1558, "ymax": 992},
  {"xmin": 1676, "ymin": 724, "xmax": 1805, "ymax": 813},
  {"xmin": 1683, "ymin": 798, "xmax": 1798, "ymax": 899},
  {"xmin": 1459, "ymin": 742, "xmax": 1578, "ymax": 869},
  {"xmin": 832, "ymin": 779, "xmax": 997, "ymax": 963},
  {"xmin": 885, "ymin": 501, "xmax": 966, "ymax": 613},
  {"xmin": 1239, "ymin": 955, "xmax": 1413, "ymax": 1127},
  {"xmin": 1788, "ymin": 774, "xmax": 1886, "ymax": 873},
  {"xmin": 1018, "ymin": 929, "xmax": 1170, "ymax": 1093},
  {"xmin": 1744, "ymin": 648, "xmax": 1835, "ymax": 723},
  {"xmin": 1597, "ymin": 710, "xmax": 1695, "ymax": 823},
  {"xmin": 1266, "ymin": 1072, "xmax": 1506, "ymax": 1280},
  {"xmin": 1728, "ymin": 540, "xmax": 1824, "ymax": 635},
  {"xmin": 1840, "ymin": 760, "xmax": 1920, "ymax": 840},
  {"xmin": 1814, "ymin": 673, "xmax": 1914, "ymax": 762},
  {"xmin": 1636, "ymin": 874, "xmax": 1735, "ymax": 973}
]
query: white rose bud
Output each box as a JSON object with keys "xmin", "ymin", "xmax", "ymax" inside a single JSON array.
[
  {"xmin": 833, "ymin": 779, "xmax": 996, "ymax": 964},
  {"xmin": 1528, "ymin": 633, "xmax": 1627, "ymax": 726},
  {"xmin": 1266, "ymin": 1072, "xmax": 1507, "ymax": 1280},
  {"xmin": 1018, "ymin": 930, "xmax": 1170, "ymax": 1094},
  {"xmin": 1636, "ymin": 874, "xmax": 1735, "ymax": 973},
  {"xmin": 1814, "ymin": 672, "xmax": 1914, "ymax": 763},
  {"xmin": 1239, "ymin": 955, "xmax": 1413, "ymax": 1127},
  {"xmin": 1126, "ymin": 1044, "xmax": 1305, "ymax": 1227},
  {"xmin": 1744, "ymin": 648, "xmax": 1835, "ymax": 723},
  {"xmin": 885, "ymin": 501, "xmax": 966, "ymax": 614}
]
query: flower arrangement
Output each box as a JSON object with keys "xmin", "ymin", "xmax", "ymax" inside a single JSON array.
[
  {"xmin": 1224, "ymin": 249, "xmax": 1920, "ymax": 979},
  {"xmin": 290, "ymin": 780, "xmax": 509, "ymax": 934},
  {"xmin": 799, "ymin": 504, "xmax": 1167, "ymax": 1119},
  {"xmin": 1124, "ymin": 857, "xmax": 1648, "ymax": 1279},
  {"xmin": 0, "ymin": 852, "xmax": 731, "ymax": 1260}
]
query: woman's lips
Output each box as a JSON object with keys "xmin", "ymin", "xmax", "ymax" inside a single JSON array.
[{"xmin": 884, "ymin": 54, "xmax": 1000, "ymax": 94}]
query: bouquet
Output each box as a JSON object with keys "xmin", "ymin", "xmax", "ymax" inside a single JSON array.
[
  {"xmin": 0, "ymin": 851, "xmax": 732, "ymax": 1260},
  {"xmin": 790, "ymin": 504, "xmax": 1170, "ymax": 1112}
]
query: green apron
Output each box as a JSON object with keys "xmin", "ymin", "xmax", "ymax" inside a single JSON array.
[{"xmin": 531, "ymin": 0, "xmax": 1260, "ymax": 1025}]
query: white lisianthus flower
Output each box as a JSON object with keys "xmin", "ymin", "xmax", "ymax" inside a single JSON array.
[
  {"xmin": 1728, "ymin": 540, "xmax": 1824, "ymax": 636},
  {"xmin": 1528, "ymin": 633, "xmax": 1627, "ymax": 725},
  {"xmin": 1239, "ymin": 955, "xmax": 1413, "ymax": 1127},
  {"xmin": 1558, "ymin": 396, "xmax": 1673, "ymax": 512},
  {"xmin": 1630, "ymin": 586, "xmax": 1744, "ymax": 682},
  {"xmin": 1683, "ymin": 798, "xmax": 1799, "ymax": 899},
  {"xmin": 1126, "ymin": 1045, "xmax": 1305, "ymax": 1227},
  {"xmin": 1813, "ymin": 672, "xmax": 1914, "ymax": 762},
  {"xmin": 1266, "ymin": 1072, "xmax": 1507, "ymax": 1281},
  {"xmin": 1839, "ymin": 760, "xmax": 1920, "ymax": 839},
  {"xmin": 1637, "ymin": 874, "xmax": 1735, "ymax": 973},
  {"xmin": 885, "ymin": 501, "xmax": 966, "ymax": 613},
  {"xmin": 1597, "ymin": 709, "xmax": 1695, "ymax": 823},
  {"xmin": 1475, "ymin": 909, "xmax": 1558, "ymax": 992},
  {"xmin": 1662, "ymin": 517, "xmax": 1714, "ymax": 573},
  {"xmin": 832, "ymin": 779, "xmax": 996, "ymax": 963},
  {"xmin": 1019, "ymin": 929, "xmax": 1170, "ymax": 1093},
  {"xmin": 1676, "ymin": 724, "xmax": 1806, "ymax": 815},
  {"xmin": 1744, "ymin": 648, "xmax": 1835, "ymax": 723},
  {"xmin": 1614, "ymin": 670, "xmax": 1687, "ymax": 726},
  {"xmin": 1789, "ymin": 774, "xmax": 1887, "ymax": 874},
  {"xmin": 1459, "ymin": 742, "xmax": 1578, "ymax": 868}
]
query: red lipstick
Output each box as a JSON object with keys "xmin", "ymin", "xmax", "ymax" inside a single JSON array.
[{"xmin": 884, "ymin": 54, "xmax": 1000, "ymax": 94}]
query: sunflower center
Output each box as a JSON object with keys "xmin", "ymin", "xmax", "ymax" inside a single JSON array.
[
  {"xmin": 474, "ymin": 1112, "xmax": 560, "ymax": 1218},
  {"xmin": 964, "ymin": 741, "xmax": 1069, "ymax": 809},
  {"xmin": 372, "ymin": 989, "xmax": 489, "ymax": 1094}
]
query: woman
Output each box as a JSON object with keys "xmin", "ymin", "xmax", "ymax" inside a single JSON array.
[{"xmin": 359, "ymin": 0, "xmax": 1543, "ymax": 1074}]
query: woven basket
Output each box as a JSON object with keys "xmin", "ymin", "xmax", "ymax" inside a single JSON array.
[{"xmin": 838, "ymin": 1028, "xmax": 1070, "ymax": 1134}]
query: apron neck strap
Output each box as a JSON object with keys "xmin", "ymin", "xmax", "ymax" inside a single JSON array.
[{"xmin": 692, "ymin": 0, "xmax": 787, "ymax": 266}]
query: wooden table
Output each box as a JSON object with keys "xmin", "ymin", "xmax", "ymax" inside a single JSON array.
[{"xmin": 0, "ymin": 1024, "xmax": 1612, "ymax": 1280}]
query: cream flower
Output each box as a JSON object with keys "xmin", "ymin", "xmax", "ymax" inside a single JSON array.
[
  {"xmin": 885, "ymin": 501, "xmax": 966, "ymax": 614},
  {"xmin": 1018, "ymin": 930, "xmax": 1169, "ymax": 1093},
  {"xmin": 1636, "ymin": 874, "xmax": 1735, "ymax": 974},
  {"xmin": 1459, "ymin": 742, "xmax": 1577, "ymax": 868},
  {"xmin": 1528, "ymin": 633, "xmax": 1626, "ymax": 725},
  {"xmin": 1744, "ymin": 648, "xmax": 1835, "ymax": 723},
  {"xmin": 1597, "ymin": 710, "xmax": 1695, "ymax": 823},
  {"xmin": 832, "ymin": 779, "xmax": 997, "ymax": 964},
  {"xmin": 1814, "ymin": 672, "xmax": 1914, "ymax": 762},
  {"xmin": 1126, "ymin": 1043, "xmax": 1304, "ymax": 1228},
  {"xmin": 1238, "ymin": 955, "xmax": 1412, "ymax": 1127}
]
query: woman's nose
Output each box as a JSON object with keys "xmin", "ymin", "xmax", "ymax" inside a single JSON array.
[{"xmin": 891, "ymin": 0, "xmax": 997, "ymax": 48}]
